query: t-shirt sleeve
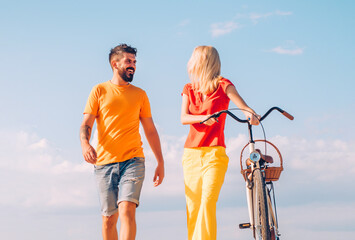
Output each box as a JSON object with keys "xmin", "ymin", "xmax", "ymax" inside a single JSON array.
[
  {"xmin": 220, "ymin": 78, "xmax": 235, "ymax": 93},
  {"xmin": 83, "ymin": 85, "xmax": 100, "ymax": 116},
  {"xmin": 181, "ymin": 83, "xmax": 190, "ymax": 96},
  {"xmin": 140, "ymin": 91, "xmax": 152, "ymax": 118}
]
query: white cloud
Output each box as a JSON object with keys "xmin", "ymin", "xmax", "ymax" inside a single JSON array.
[
  {"xmin": 1, "ymin": 128, "xmax": 355, "ymax": 239},
  {"xmin": 270, "ymin": 46, "xmax": 304, "ymax": 55},
  {"xmin": 275, "ymin": 136, "xmax": 355, "ymax": 181},
  {"xmin": 137, "ymin": 202, "xmax": 355, "ymax": 240},
  {"xmin": 249, "ymin": 10, "xmax": 293, "ymax": 24},
  {"xmin": 0, "ymin": 130, "xmax": 95, "ymax": 208},
  {"xmin": 210, "ymin": 21, "xmax": 241, "ymax": 37},
  {"xmin": 178, "ymin": 19, "xmax": 190, "ymax": 27},
  {"xmin": 277, "ymin": 202, "xmax": 355, "ymax": 239},
  {"xmin": 275, "ymin": 10, "xmax": 293, "ymax": 16},
  {"xmin": 267, "ymin": 40, "xmax": 304, "ymax": 55},
  {"xmin": 249, "ymin": 12, "xmax": 274, "ymax": 23},
  {"xmin": 176, "ymin": 19, "xmax": 191, "ymax": 36},
  {"xmin": 2, "ymin": 129, "xmax": 354, "ymax": 207},
  {"xmin": 141, "ymin": 133, "xmax": 186, "ymax": 197},
  {"xmin": 223, "ymin": 134, "xmax": 355, "ymax": 183},
  {"xmin": 226, "ymin": 134, "xmax": 249, "ymax": 156},
  {"xmin": 210, "ymin": 10, "xmax": 292, "ymax": 37}
]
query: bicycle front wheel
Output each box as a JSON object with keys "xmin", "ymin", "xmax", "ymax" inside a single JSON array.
[{"xmin": 252, "ymin": 169, "xmax": 271, "ymax": 240}]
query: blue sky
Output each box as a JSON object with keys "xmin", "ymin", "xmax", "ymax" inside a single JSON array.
[{"xmin": 1, "ymin": 0, "xmax": 354, "ymax": 239}]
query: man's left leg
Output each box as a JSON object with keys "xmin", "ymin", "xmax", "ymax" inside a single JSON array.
[
  {"xmin": 118, "ymin": 157, "xmax": 145, "ymax": 240},
  {"xmin": 102, "ymin": 212, "xmax": 119, "ymax": 240},
  {"xmin": 94, "ymin": 163, "xmax": 120, "ymax": 240},
  {"xmin": 118, "ymin": 201, "xmax": 137, "ymax": 240}
]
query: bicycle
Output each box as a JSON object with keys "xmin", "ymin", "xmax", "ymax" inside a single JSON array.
[{"xmin": 201, "ymin": 107, "xmax": 294, "ymax": 240}]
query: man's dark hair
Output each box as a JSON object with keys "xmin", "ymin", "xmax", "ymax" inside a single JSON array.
[{"xmin": 109, "ymin": 44, "xmax": 137, "ymax": 63}]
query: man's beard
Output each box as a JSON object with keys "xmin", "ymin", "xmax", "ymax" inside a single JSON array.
[{"xmin": 118, "ymin": 67, "xmax": 134, "ymax": 83}]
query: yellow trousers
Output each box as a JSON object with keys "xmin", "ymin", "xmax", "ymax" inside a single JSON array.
[{"xmin": 182, "ymin": 146, "xmax": 229, "ymax": 240}]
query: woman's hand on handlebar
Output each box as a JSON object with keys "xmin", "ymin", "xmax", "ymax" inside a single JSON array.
[
  {"xmin": 202, "ymin": 114, "xmax": 218, "ymax": 126},
  {"xmin": 246, "ymin": 112, "xmax": 261, "ymax": 125}
]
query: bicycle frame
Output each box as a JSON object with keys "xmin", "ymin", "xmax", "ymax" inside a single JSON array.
[
  {"xmin": 201, "ymin": 107, "xmax": 293, "ymax": 240},
  {"xmin": 245, "ymin": 125, "xmax": 271, "ymax": 239},
  {"xmin": 266, "ymin": 181, "xmax": 280, "ymax": 239}
]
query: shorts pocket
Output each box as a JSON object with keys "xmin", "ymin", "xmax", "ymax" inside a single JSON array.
[{"xmin": 94, "ymin": 164, "xmax": 106, "ymax": 171}]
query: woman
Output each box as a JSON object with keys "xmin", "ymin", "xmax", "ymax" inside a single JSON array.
[{"xmin": 181, "ymin": 46, "xmax": 259, "ymax": 240}]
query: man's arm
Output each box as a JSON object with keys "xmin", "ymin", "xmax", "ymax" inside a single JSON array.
[
  {"xmin": 80, "ymin": 114, "xmax": 97, "ymax": 164},
  {"xmin": 140, "ymin": 117, "xmax": 165, "ymax": 187}
]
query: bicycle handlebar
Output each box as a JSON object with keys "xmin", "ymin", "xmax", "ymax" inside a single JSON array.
[
  {"xmin": 259, "ymin": 107, "xmax": 294, "ymax": 121},
  {"xmin": 200, "ymin": 107, "xmax": 294, "ymax": 124}
]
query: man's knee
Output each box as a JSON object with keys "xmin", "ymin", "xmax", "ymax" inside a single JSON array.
[
  {"xmin": 102, "ymin": 213, "xmax": 118, "ymax": 230},
  {"xmin": 119, "ymin": 201, "xmax": 136, "ymax": 220}
]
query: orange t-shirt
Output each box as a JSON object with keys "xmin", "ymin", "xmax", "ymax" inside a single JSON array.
[
  {"xmin": 84, "ymin": 81, "xmax": 151, "ymax": 165},
  {"xmin": 182, "ymin": 78, "xmax": 233, "ymax": 148}
]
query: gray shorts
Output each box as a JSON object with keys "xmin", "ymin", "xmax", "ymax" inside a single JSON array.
[{"xmin": 94, "ymin": 157, "xmax": 145, "ymax": 216}]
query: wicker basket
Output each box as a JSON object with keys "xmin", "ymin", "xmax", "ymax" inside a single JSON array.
[{"xmin": 240, "ymin": 140, "xmax": 283, "ymax": 182}]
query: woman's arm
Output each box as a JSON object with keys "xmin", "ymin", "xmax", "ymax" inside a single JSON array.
[
  {"xmin": 180, "ymin": 94, "xmax": 216, "ymax": 126},
  {"xmin": 225, "ymin": 85, "xmax": 260, "ymax": 125}
]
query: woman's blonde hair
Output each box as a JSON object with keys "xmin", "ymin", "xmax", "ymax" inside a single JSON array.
[{"xmin": 187, "ymin": 46, "xmax": 222, "ymax": 94}]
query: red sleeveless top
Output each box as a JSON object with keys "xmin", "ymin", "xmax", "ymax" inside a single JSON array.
[{"xmin": 182, "ymin": 78, "xmax": 233, "ymax": 148}]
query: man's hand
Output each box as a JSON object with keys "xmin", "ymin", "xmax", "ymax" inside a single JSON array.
[
  {"xmin": 81, "ymin": 142, "xmax": 97, "ymax": 164},
  {"xmin": 153, "ymin": 162, "xmax": 165, "ymax": 187},
  {"xmin": 80, "ymin": 114, "xmax": 96, "ymax": 164},
  {"xmin": 140, "ymin": 117, "xmax": 165, "ymax": 187}
]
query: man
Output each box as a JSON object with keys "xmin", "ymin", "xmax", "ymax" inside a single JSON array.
[{"xmin": 80, "ymin": 44, "xmax": 165, "ymax": 240}]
